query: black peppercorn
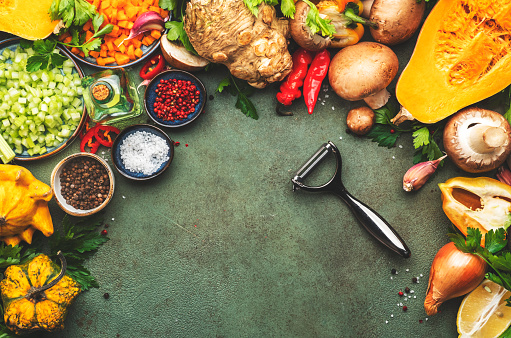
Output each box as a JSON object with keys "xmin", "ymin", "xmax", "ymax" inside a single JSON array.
[
  {"xmin": 103, "ymin": 293, "xmax": 110, "ymax": 299},
  {"xmin": 405, "ymin": 287, "xmax": 410, "ymax": 293},
  {"xmin": 412, "ymin": 277, "xmax": 418, "ymax": 283},
  {"xmin": 391, "ymin": 268, "xmax": 397, "ymax": 275}
]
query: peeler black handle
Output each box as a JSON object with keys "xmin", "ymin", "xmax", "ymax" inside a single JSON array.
[{"xmin": 336, "ymin": 190, "xmax": 411, "ymax": 258}]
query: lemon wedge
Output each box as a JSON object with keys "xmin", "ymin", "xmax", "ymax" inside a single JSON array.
[{"xmin": 457, "ymin": 279, "xmax": 511, "ymax": 338}]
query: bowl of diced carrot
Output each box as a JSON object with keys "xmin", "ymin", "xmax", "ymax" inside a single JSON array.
[{"xmin": 60, "ymin": 0, "xmax": 169, "ymax": 69}]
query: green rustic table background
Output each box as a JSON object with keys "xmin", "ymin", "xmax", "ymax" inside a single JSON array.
[{"xmin": 1, "ymin": 27, "xmax": 484, "ymax": 337}]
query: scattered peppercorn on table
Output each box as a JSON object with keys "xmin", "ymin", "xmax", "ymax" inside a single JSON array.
[{"xmin": 0, "ymin": 28, "xmax": 473, "ymax": 338}]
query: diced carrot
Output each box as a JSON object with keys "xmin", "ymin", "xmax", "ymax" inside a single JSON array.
[
  {"xmin": 100, "ymin": 49, "xmax": 108, "ymax": 58},
  {"xmin": 127, "ymin": 22, "xmax": 134, "ymax": 29},
  {"xmin": 93, "ymin": 0, "xmax": 100, "ymax": 8},
  {"xmin": 89, "ymin": 50, "xmax": 100, "ymax": 58},
  {"xmin": 107, "ymin": 50, "xmax": 117, "ymax": 57},
  {"xmin": 127, "ymin": 45, "xmax": 136, "ymax": 60},
  {"xmin": 96, "ymin": 57, "xmax": 107, "ymax": 66},
  {"xmin": 114, "ymin": 52, "xmax": 130, "ymax": 65},
  {"xmin": 142, "ymin": 35, "xmax": 156, "ymax": 46},
  {"xmin": 134, "ymin": 48, "xmax": 143, "ymax": 58},
  {"xmin": 118, "ymin": 44, "xmax": 126, "ymax": 54},
  {"xmin": 150, "ymin": 30, "xmax": 161, "ymax": 40},
  {"xmin": 83, "ymin": 20, "xmax": 93, "ymax": 31},
  {"xmin": 132, "ymin": 38, "xmax": 142, "ymax": 49},
  {"xmin": 100, "ymin": 0, "xmax": 110, "ymax": 9},
  {"xmin": 107, "ymin": 25, "xmax": 120, "ymax": 37},
  {"xmin": 104, "ymin": 57, "xmax": 116, "ymax": 64},
  {"xmin": 117, "ymin": 10, "xmax": 128, "ymax": 21},
  {"xmin": 160, "ymin": 9, "xmax": 169, "ymax": 18},
  {"xmin": 118, "ymin": 20, "xmax": 129, "ymax": 28},
  {"xmin": 58, "ymin": 32, "xmax": 72, "ymax": 41},
  {"xmin": 63, "ymin": 36, "xmax": 73, "ymax": 44},
  {"xmin": 105, "ymin": 40, "xmax": 115, "ymax": 51},
  {"xmin": 85, "ymin": 31, "xmax": 95, "ymax": 41},
  {"xmin": 126, "ymin": 6, "xmax": 140, "ymax": 20},
  {"xmin": 78, "ymin": 50, "xmax": 85, "ymax": 58},
  {"xmin": 114, "ymin": 34, "xmax": 128, "ymax": 47},
  {"xmin": 71, "ymin": 47, "xmax": 81, "ymax": 55},
  {"xmin": 149, "ymin": 6, "xmax": 160, "ymax": 13}
]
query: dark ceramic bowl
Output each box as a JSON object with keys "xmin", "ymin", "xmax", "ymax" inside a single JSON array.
[
  {"xmin": 144, "ymin": 69, "xmax": 207, "ymax": 128},
  {"xmin": 111, "ymin": 124, "xmax": 174, "ymax": 180}
]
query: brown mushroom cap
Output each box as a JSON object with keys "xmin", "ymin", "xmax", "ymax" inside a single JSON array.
[
  {"xmin": 290, "ymin": 1, "xmax": 331, "ymax": 51},
  {"xmin": 347, "ymin": 106, "xmax": 375, "ymax": 135},
  {"xmin": 369, "ymin": 0, "xmax": 425, "ymax": 46},
  {"xmin": 328, "ymin": 42, "xmax": 399, "ymax": 103},
  {"xmin": 443, "ymin": 107, "xmax": 511, "ymax": 173}
]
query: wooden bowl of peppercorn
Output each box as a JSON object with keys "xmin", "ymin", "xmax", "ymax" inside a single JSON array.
[{"xmin": 51, "ymin": 153, "xmax": 115, "ymax": 216}]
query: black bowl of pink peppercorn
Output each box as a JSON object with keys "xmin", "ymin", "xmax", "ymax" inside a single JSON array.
[{"xmin": 144, "ymin": 69, "xmax": 207, "ymax": 128}]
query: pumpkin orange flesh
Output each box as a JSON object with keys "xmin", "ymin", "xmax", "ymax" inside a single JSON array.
[
  {"xmin": 0, "ymin": 0, "xmax": 60, "ymax": 40},
  {"xmin": 396, "ymin": 0, "xmax": 511, "ymax": 124}
]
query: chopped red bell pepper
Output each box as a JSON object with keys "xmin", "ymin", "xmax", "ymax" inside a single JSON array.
[
  {"xmin": 140, "ymin": 54, "xmax": 166, "ymax": 80},
  {"xmin": 80, "ymin": 126, "xmax": 100, "ymax": 153},
  {"xmin": 94, "ymin": 125, "xmax": 120, "ymax": 147}
]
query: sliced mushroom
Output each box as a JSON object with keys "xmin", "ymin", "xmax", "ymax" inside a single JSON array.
[
  {"xmin": 443, "ymin": 107, "xmax": 511, "ymax": 173},
  {"xmin": 160, "ymin": 36, "xmax": 210, "ymax": 72},
  {"xmin": 290, "ymin": 1, "xmax": 331, "ymax": 51},
  {"xmin": 328, "ymin": 42, "xmax": 399, "ymax": 109}
]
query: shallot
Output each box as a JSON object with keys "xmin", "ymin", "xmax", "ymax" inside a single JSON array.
[
  {"xmin": 424, "ymin": 242, "xmax": 487, "ymax": 316},
  {"xmin": 118, "ymin": 11, "xmax": 165, "ymax": 47}
]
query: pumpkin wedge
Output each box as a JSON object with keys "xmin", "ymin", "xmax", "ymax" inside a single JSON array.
[
  {"xmin": 396, "ymin": 0, "xmax": 511, "ymax": 124},
  {"xmin": 0, "ymin": 0, "xmax": 61, "ymax": 40}
]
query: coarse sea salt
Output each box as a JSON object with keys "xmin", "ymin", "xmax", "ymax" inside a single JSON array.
[{"xmin": 119, "ymin": 131, "xmax": 170, "ymax": 175}]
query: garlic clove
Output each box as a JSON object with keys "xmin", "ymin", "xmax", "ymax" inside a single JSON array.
[{"xmin": 403, "ymin": 155, "xmax": 447, "ymax": 192}]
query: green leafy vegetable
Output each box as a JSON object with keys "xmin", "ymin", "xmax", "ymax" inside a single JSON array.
[
  {"xmin": 216, "ymin": 76, "xmax": 259, "ymax": 120},
  {"xmin": 449, "ymin": 227, "xmax": 511, "ymax": 303},
  {"xmin": 24, "ymin": 39, "xmax": 67, "ymax": 72},
  {"xmin": 280, "ymin": 0, "xmax": 295, "ymax": 18},
  {"xmin": 159, "ymin": 0, "xmax": 179, "ymax": 11},
  {"xmin": 165, "ymin": 21, "xmax": 198, "ymax": 55},
  {"xmin": 50, "ymin": 0, "xmax": 96, "ymax": 28},
  {"xmin": 302, "ymin": 0, "xmax": 336, "ymax": 37}
]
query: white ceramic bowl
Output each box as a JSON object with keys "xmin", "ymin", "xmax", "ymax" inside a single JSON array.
[{"xmin": 51, "ymin": 153, "xmax": 115, "ymax": 216}]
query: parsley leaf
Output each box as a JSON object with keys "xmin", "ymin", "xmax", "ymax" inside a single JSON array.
[
  {"xmin": 216, "ymin": 77, "xmax": 232, "ymax": 93},
  {"xmin": 486, "ymin": 228, "xmax": 508, "ymax": 254},
  {"xmin": 244, "ymin": 0, "xmax": 265, "ymax": 16},
  {"xmin": 26, "ymin": 55, "xmax": 47, "ymax": 72},
  {"xmin": 302, "ymin": 0, "xmax": 335, "ymax": 37},
  {"xmin": 236, "ymin": 92, "xmax": 259, "ymax": 120},
  {"xmin": 366, "ymin": 124, "xmax": 401, "ymax": 148},
  {"xmin": 159, "ymin": 0, "xmax": 178, "ymax": 11},
  {"xmin": 280, "ymin": 0, "xmax": 296, "ymax": 18},
  {"xmin": 92, "ymin": 13, "xmax": 105, "ymax": 32},
  {"xmin": 412, "ymin": 127, "xmax": 430, "ymax": 149},
  {"xmin": 25, "ymin": 38, "xmax": 67, "ymax": 72},
  {"xmin": 165, "ymin": 21, "xmax": 198, "ymax": 55}
]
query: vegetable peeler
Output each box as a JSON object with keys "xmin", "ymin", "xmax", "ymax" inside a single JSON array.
[{"xmin": 291, "ymin": 141, "xmax": 411, "ymax": 258}]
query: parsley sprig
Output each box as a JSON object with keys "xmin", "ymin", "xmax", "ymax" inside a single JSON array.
[
  {"xmin": 449, "ymin": 226, "xmax": 511, "ymax": 304},
  {"xmin": 366, "ymin": 103, "xmax": 445, "ymax": 163},
  {"xmin": 217, "ymin": 75, "xmax": 259, "ymax": 120}
]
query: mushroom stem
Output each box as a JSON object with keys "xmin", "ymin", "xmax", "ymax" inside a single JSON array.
[
  {"xmin": 361, "ymin": 0, "xmax": 375, "ymax": 18},
  {"xmin": 468, "ymin": 125, "xmax": 508, "ymax": 154},
  {"xmin": 363, "ymin": 88, "xmax": 390, "ymax": 109}
]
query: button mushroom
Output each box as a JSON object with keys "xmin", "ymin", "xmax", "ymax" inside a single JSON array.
[
  {"xmin": 443, "ymin": 107, "xmax": 511, "ymax": 173},
  {"xmin": 347, "ymin": 106, "xmax": 375, "ymax": 135},
  {"xmin": 290, "ymin": 1, "xmax": 332, "ymax": 51},
  {"xmin": 328, "ymin": 42, "xmax": 399, "ymax": 109}
]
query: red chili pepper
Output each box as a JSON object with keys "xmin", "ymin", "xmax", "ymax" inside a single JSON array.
[
  {"xmin": 303, "ymin": 49, "xmax": 331, "ymax": 114},
  {"xmin": 94, "ymin": 125, "xmax": 120, "ymax": 147},
  {"xmin": 276, "ymin": 48, "xmax": 314, "ymax": 106},
  {"xmin": 140, "ymin": 54, "xmax": 166, "ymax": 80},
  {"xmin": 80, "ymin": 126, "xmax": 101, "ymax": 153}
]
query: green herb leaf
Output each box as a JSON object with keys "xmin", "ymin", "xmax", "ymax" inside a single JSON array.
[
  {"xmin": 33, "ymin": 39, "xmax": 56, "ymax": 55},
  {"xmin": 373, "ymin": 104, "xmax": 395, "ymax": 124},
  {"xmin": 244, "ymin": 0, "xmax": 265, "ymax": 16},
  {"xmin": 159, "ymin": 0, "xmax": 178, "ymax": 11},
  {"xmin": 166, "ymin": 21, "xmax": 182, "ymax": 41},
  {"xmin": 412, "ymin": 127, "xmax": 430, "ymax": 149},
  {"xmin": 92, "ymin": 13, "xmax": 105, "ymax": 33},
  {"xmin": 280, "ymin": 0, "xmax": 296, "ymax": 18},
  {"xmin": 366, "ymin": 124, "xmax": 401, "ymax": 148},
  {"xmin": 216, "ymin": 78, "xmax": 231, "ymax": 93},
  {"xmin": 236, "ymin": 92, "xmax": 259, "ymax": 120},
  {"xmin": 486, "ymin": 228, "xmax": 508, "ymax": 254},
  {"xmin": 19, "ymin": 39, "xmax": 32, "ymax": 49},
  {"xmin": 26, "ymin": 55, "xmax": 47, "ymax": 72},
  {"xmin": 49, "ymin": 53, "xmax": 67, "ymax": 68},
  {"xmin": 447, "ymin": 232, "xmax": 470, "ymax": 252},
  {"xmin": 302, "ymin": 0, "xmax": 336, "ymax": 37},
  {"xmin": 74, "ymin": 0, "xmax": 96, "ymax": 26}
]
